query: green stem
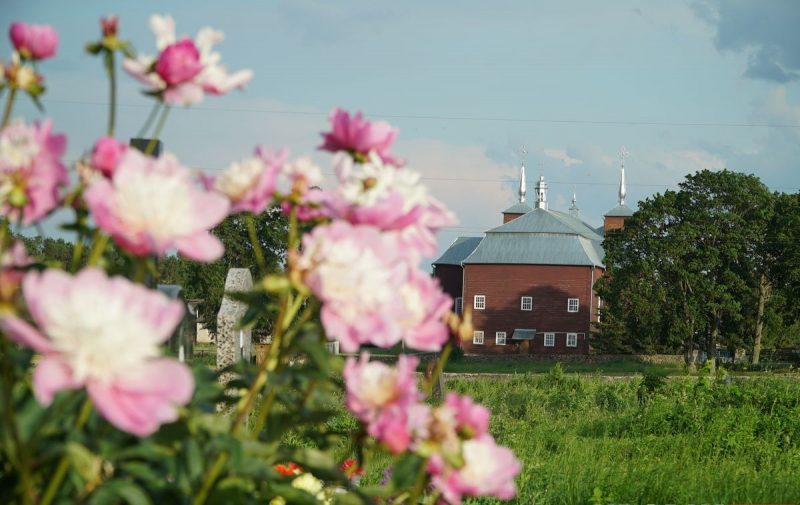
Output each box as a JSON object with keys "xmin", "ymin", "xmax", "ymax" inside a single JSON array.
[
  {"xmin": 191, "ymin": 453, "xmax": 230, "ymax": 505},
  {"xmin": 245, "ymin": 214, "xmax": 266, "ymax": 276},
  {"xmin": 106, "ymin": 52, "xmax": 117, "ymax": 136},
  {"xmin": 144, "ymin": 105, "xmax": 171, "ymax": 156},
  {"xmin": 0, "ymin": 336, "xmax": 36, "ymax": 505},
  {"xmin": 39, "ymin": 398, "xmax": 93, "ymax": 505},
  {"xmin": 1, "ymin": 87, "xmax": 17, "ymax": 128},
  {"xmin": 407, "ymin": 460, "xmax": 430, "ymax": 505},
  {"xmin": 86, "ymin": 232, "xmax": 109, "ymax": 267},
  {"xmin": 136, "ymin": 101, "xmax": 161, "ymax": 138},
  {"xmin": 424, "ymin": 341, "xmax": 453, "ymax": 397},
  {"xmin": 70, "ymin": 239, "xmax": 85, "ymax": 273}
]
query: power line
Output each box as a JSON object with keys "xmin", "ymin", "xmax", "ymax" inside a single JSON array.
[{"xmin": 44, "ymin": 98, "xmax": 800, "ymax": 129}]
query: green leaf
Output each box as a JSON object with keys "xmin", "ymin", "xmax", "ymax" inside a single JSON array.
[
  {"xmin": 66, "ymin": 442, "xmax": 102, "ymax": 485},
  {"xmin": 390, "ymin": 453, "xmax": 425, "ymax": 490},
  {"xmin": 88, "ymin": 479, "xmax": 152, "ymax": 505}
]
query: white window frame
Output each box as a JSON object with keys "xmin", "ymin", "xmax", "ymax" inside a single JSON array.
[
  {"xmin": 474, "ymin": 295, "xmax": 486, "ymax": 310},
  {"xmin": 473, "ymin": 330, "xmax": 484, "ymax": 345},
  {"xmin": 496, "ymin": 331, "xmax": 506, "ymax": 345},
  {"xmin": 544, "ymin": 332, "xmax": 555, "ymax": 347},
  {"xmin": 520, "ymin": 296, "xmax": 533, "ymax": 311},
  {"xmin": 566, "ymin": 332, "xmax": 578, "ymax": 347},
  {"xmin": 454, "ymin": 297, "xmax": 463, "ymax": 314},
  {"xmin": 567, "ymin": 298, "xmax": 579, "ymax": 313}
]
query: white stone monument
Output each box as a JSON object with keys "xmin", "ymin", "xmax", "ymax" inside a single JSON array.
[{"xmin": 216, "ymin": 268, "xmax": 253, "ymax": 375}]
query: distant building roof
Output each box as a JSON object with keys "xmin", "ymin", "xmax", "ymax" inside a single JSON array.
[
  {"xmin": 463, "ymin": 233, "xmax": 604, "ymax": 267},
  {"xmin": 502, "ymin": 202, "xmax": 533, "ymax": 215},
  {"xmin": 432, "ymin": 236, "xmax": 483, "ymax": 265},
  {"xmin": 487, "ymin": 208, "xmax": 603, "ymax": 241},
  {"xmin": 604, "ymin": 204, "xmax": 634, "ymax": 217}
]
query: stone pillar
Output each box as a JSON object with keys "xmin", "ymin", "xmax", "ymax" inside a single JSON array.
[{"xmin": 216, "ymin": 268, "xmax": 253, "ymax": 375}]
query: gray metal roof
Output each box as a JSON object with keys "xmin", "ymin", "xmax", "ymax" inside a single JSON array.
[
  {"xmin": 502, "ymin": 203, "xmax": 533, "ymax": 214},
  {"xmin": 463, "ymin": 232, "xmax": 604, "ymax": 267},
  {"xmin": 594, "ymin": 225, "xmax": 605, "ymax": 237},
  {"xmin": 512, "ymin": 329, "xmax": 536, "ymax": 340},
  {"xmin": 604, "ymin": 204, "xmax": 634, "ymax": 217},
  {"xmin": 487, "ymin": 208, "xmax": 603, "ymax": 241},
  {"xmin": 432, "ymin": 236, "xmax": 483, "ymax": 265}
]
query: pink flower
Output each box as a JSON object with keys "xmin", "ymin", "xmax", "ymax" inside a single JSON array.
[
  {"xmin": 443, "ymin": 393, "xmax": 490, "ymax": 439},
  {"xmin": 429, "ymin": 435, "xmax": 521, "ymax": 505},
  {"xmin": 0, "ymin": 240, "xmax": 32, "ymax": 302},
  {"xmin": 0, "ymin": 268, "xmax": 194, "ymax": 437},
  {"xmin": 210, "ymin": 147, "xmax": 284, "ymax": 214},
  {"xmin": 9, "ymin": 22, "xmax": 58, "ymax": 61},
  {"xmin": 154, "ymin": 38, "xmax": 203, "ymax": 86},
  {"xmin": 399, "ymin": 269, "xmax": 452, "ymax": 352},
  {"xmin": 101, "ymin": 16, "xmax": 119, "ymax": 38},
  {"xmin": 320, "ymin": 108, "xmax": 403, "ymax": 166},
  {"xmin": 344, "ymin": 354, "xmax": 420, "ymax": 453},
  {"xmin": 85, "ymin": 149, "xmax": 229, "ymax": 261},
  {"xmin": 0, "ymin": 120, "xmax": 68, "ymax": 225},
  {"xmin": 326, "ymin": 152, "xmax": 456, "ymax": 261},
  {"xmin": 123, "ymin": 15, "xmax": 252, "ymax": 106},
  {"xmin": 90, "ymin": 136, "xmax": 127, "ymax": 177}
]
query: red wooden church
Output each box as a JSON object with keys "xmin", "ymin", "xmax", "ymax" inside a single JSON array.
[{"xmin": 433, "ymin": 159, "xmax": 633, "ymax": 355}]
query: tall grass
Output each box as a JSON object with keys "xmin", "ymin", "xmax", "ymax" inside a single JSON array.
[{"xmin": 447, "ymin": 368, "xmax": 800, "ymax": 504}]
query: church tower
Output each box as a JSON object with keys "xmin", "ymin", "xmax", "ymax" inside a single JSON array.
[{"xmin": 603, "ymin": 146, "xmax": 634, "ymax": 232}]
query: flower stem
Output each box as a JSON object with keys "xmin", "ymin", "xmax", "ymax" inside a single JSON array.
[
  {"xmin": 144, "ymin": 105, "xmax": 171, "ymax": 156},
  {"xmin": 136, "ymin": 102, "xmax": 161, "ymax": 138},
  {"xmin": 0, "ymin": 336, "xmax": 36, "ymax": 505},
  {"xmin": 105, "ymin": 51, "xmax": 117, "ymax": 136},
  {"xmin": 39, "ymin": 398, "xmax": 93, "ymax": 505},
  {"xmin": 424, "ymin": 340, "xmax": 453, "ymax": 397},
  {"xmin": 1, "ymin": 87, "xmax": 17, "ymax": 128},
  {"xmin": 245, "ymin": 214, "xmax": 266, "ymax": 276},
  {"xmin": 86, "ymin": 232, "xmax": 109, "ymax": 267}
]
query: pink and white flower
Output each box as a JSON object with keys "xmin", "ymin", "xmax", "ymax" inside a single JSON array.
[
  {"xmin": 443, "ymin": 393, "xmax": 490, "ymax": 439},
  {"xmin": 0, "ymin": 240, "xmax": 32, "ymax": 302},
  {"xmin": 319, "ymin": 108, "xmax": 403, "ymax": 166},
  {"xmin": 428, "ymin": 435, "xmax": 521, "ymax": 505},
  {"xmin": 398, "ymin": 269, "xmax": 451, "ymax": 351},
  {"xmin": 344, "ymin": 354, "xmax": 420, "ymax": 453},
  {"xmin": 123, "ymin": 15, "xmax": 253, "ymax": 106},
  {"xmin": 90, "ymin": 136, "xmax": 127, "ymax": 177},
  {"xmin": 0, "ymin": 120, "xmax": 67, "ymax": 225},
  {"xmin": 326, "ymin": 152, "xmax": 456, "ymax": 260},
  {"xmin": 210, "ymin": 147, "xmax": 285, "ymax": 214},
  {"xmin": 85, "ymin": 149, "xmax": 229, "ymax": 261},
  {"xmin": 0, "ymin": 268, "xmax": 194, "ymax": 437},
  {"xmin": 9, "ymin": 22, "xmax": 58, "ymax": 61}
]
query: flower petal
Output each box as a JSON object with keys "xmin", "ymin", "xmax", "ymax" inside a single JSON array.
[
  {"xmin": 32, "ymin": 355, "xmax": 81, "ymax": 405},
  {"xmin": 0, "ymin": 316, "xmax": 53, "ymax": 353}
]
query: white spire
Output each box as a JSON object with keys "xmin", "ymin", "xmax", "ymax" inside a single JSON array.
[
  {"xmin": 569, "ymin": 186, "xmax": 579, "ymax": 217},
  {"xmin": 618, "ymin": 146, "xmax": 628, "ymax": 205},
  {"xmin": 535, "ymin": 173, "xmax": 548, "ymax": 210},
  {"xmin": 519, "ymin": 146, "xmax": 528, "ymax": 203}
]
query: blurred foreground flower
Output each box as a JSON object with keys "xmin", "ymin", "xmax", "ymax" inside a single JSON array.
[
  {"xmin": 0, "ymin": 268, "xmax": 193, "ymax": 436},
  {"xmin": 210, "ymin": 147, "xmax": 284, "ymax": 214},
  {"xmin": 0, "ymin": 119, "xmax": 67, "ymax": 225},
  {"xmin": 123, "ymin": 14, "xmax": 252, "ymax": 105},
  {"xmin": 320, "ymin": 108, "xmax": 403, "ymax": 166},
  {"xmin": 9, "ymin": 22, "xmax": 58, "ymax": 61},
  {"xmin": 85, "ymin": 149, "xmax": 229, "ymax": 261}
]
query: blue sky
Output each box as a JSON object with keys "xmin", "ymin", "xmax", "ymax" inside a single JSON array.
[{"xmin": 3, "ymin": 1, "xmax": 799, "ymax": 261}]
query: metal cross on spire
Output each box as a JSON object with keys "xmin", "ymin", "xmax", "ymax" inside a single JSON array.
[
  {"xmin": 518, "ymin": 146, "xmax": 527, "ymax": 203},
  {"xmin": 618, "ymin": 146, "xmax": 628, "ymax": 205}
]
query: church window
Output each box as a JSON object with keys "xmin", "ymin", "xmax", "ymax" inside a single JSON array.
[
  {"xmin": 474, "ymin": 295, "xmax": 486, "ymax": 310},
  {"xmin": 473, "ymin": 331, "xmax": 484, "ymax": 345},
  {"xmin": 544, "ymin": 332, "xmax": 555, "ymax": 347},
  {"xmin": 566, "ymin": 333, "xmax": 578, "ymax": 347},
  {"xmin": 455, "ymin": 297, "xmax": 463, "ymax": 314},
  {"xmin": 521, "ymin": 296, "xmax": 533, "ymax": 311},
  {"xmin": 496, "ymin": 331, "xmax": 506, "ymax": 345},
  {"xmin": 567, "ymin": 298, "xmax": 579, "ymax": 312}
]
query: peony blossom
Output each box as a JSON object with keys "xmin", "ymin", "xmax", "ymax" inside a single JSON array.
[
  {"xmin": 101, "ymin": 16, "xmax": 119, "ymax": 38},
  {"xmin": 85, "ymin": 149, "xmax": 229, "ymax": 261},
  {"xmin": 90, "ymin": 136, "xmax": 127, "ymax": 177},
  {"xmin": 320, "ymin": 108, "xmax": 403, "ymax": 166},
  {"xmin": 343, "ymin": 354, "xmax": 420, "ymax": 453},
  {"xmin": 123, "ymin": 14, "xmax": 253, "ymax": 106},
  {"xmin": 443, "ymin": 393, "xmax": 490, "ymax": 439},
  {"xmin": 0, "ymin": 268, "xmax": 194, "ymax": 437},
  {"xmin": 0, "ymin": 120, "xmax": 67, "ymax": 225},
  {"xmin": 0, "ymin": 240, "xmax": 32, "ymax": 303},
  {"xmin": 398, "ymin": 269, "xmax": 452, "ymax": 351},
  {"xmin": 326, "ymin": 152, "xmax": 456, "ymax": 260},
  {"xmin": 428, "ymin": 435, "xmax": 521, "ymax": 505},
  {"xmin": 9, "ymin": 22, "xmax": 58, "ymax": 61},
  {"xmin": 210, "ymin": 147, "xmax": 284, "ymax": 214}
]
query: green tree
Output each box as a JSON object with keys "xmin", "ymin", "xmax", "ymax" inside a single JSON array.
[{"xmin": 596, "ymin": 170, "xmax": 777, "ymax": 364}]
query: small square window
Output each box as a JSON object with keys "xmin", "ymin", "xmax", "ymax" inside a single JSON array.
[
  {"xmin": 454, "ymin": 297, "xmax": 463, "ymax": 314},
  {"xmin": 496, "ymin": 331, "xmax": 506, "ymax": 345},
  {"xmin": 567, "ymin": 298, "xmax": 579, "ymax": 313},
  {"xmin": 520, "ymin": 296, "xmax": 533, "ymax": 311},
  {"xmin": 473, "ymin": 331, "xmax": 484, "ymax": 345},
  {"xmin": 566, "ymin": 333, "xmax": 578, "ymax": 347},
  {"xmin": 474, "ymin": 295, "xmax": 486, "ymax": 310},
  {"xmin": 544, "ymin": 332, "xmax": 555, "ymax": 347}
]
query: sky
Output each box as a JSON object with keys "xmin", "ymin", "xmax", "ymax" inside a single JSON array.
[{"xmin": 2, "ymin": 0, "xmax": 800, "ymax": 267}]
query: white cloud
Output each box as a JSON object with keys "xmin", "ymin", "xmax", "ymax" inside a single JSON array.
[
  {"xmin": 543, "ymin": 148, "xmax": 583, "ymax": 167},
  {"xmin": 648, "ymin": 148, "xmax": 727, "ymax": 174}
]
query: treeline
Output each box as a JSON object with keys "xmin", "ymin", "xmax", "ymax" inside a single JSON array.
[
  {"xmin": 595, "ymin": 170, "xmax": 800, "ymax": 363},
  {"xmin": 17, "ymin": 208, "xmax": 288, "ymax": 335}
]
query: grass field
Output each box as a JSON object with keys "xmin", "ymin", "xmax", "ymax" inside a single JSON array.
[
  {"xmin": 441, "ymin": 358, "xmax": 683, "ymax": 376},
  {"xmin": 442, "ymin": 368, "xmax": 800, "ymax": 504}
]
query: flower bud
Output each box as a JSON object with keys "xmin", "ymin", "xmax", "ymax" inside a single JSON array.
[{"xmin": 101, "ymin": 16, "xmax": 118, "ymax": 38}]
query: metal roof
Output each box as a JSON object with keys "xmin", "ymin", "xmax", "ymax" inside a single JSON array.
[
  {"xmin": 511, "ymin": 329, "xmax": 536, "ymax": 340},
  {"xmin": 604, "ymin": 204, "xmax": 634, "ymax": 217},
  {"xmin": 432, "ymin": 236, "xmax": 483, "ymax": 265},
  {"xmin": 502, "ymin": 203, "xmax": 533, "ymax": 214},
  {"xmin": 463, "ymin": 232, "xmax": 604, "ymax": 267},
  {"xmin": 487, "ymin": 208, "xmax": 603, "ymax": 241}
]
